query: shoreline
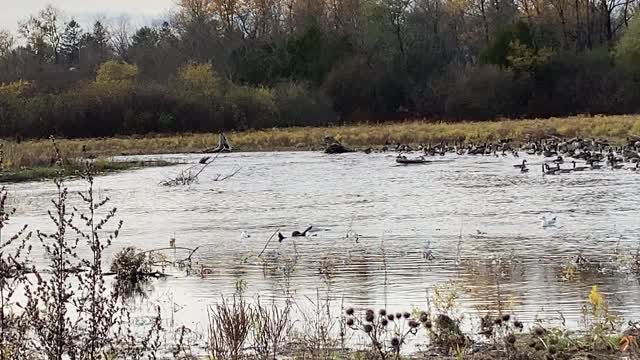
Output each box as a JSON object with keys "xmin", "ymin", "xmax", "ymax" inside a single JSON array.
[
  {"xmin": 2, "ymin": 115, "xmax": 640, "ymax": 182},
  {"xmin": 0, "ymin": 159, "xmax": 176, "ymax": 184}
]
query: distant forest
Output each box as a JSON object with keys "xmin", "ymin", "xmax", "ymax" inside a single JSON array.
[{"xmin": 1, "ymin": 0, "xmax": 640, "ymax": 139}]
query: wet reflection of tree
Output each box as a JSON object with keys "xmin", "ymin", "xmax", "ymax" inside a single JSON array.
[{"xmin": 119, "ymin": 277, "xmax": 155, "ymax": 300}]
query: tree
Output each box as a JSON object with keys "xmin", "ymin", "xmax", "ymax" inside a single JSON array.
[
  {"xmin": 18, "ymin": 5, "xmax": 65, "ymax": 63},
  {"xmin": 95, "ymin": 60, "xmax": 138, "ymax": 84},
  {"xmin": 615, "ymin": 14, "xmax": 640, "ymax": 74},
  {"xmin": 84, "ymin": 21, "xmax": 111, "ymax": 63},
  {"xmin": 61, "ymin": 20, "xmax": 82, "ymax": 65},
  {"xmin": 176, "ymin": 62, "xmax": 219, "ymax": 96},
  {"xmin": 92, "ymin": 21, "xmax": 109, "ymax": 57},
  {"xmin": 173, "ymin": 0, "xmax": 233, "ymax": 72},
  {"xmin": 110, "ymin": 16, "xmax": 132, "ymax": 60},
  {"xmin": 129, "ymin": 26, "xmax": 161, "ymax": 77},
  {"xmin": 481, "ymin": 21, "xmax": 534, "ymax": 67},
  {"xmin": 0, "ymin": 29, "xmax": 13, "ymax": 60}
]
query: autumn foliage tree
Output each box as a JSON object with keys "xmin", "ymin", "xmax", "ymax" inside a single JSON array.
[{"xmin": 0, "ymin": 2, "xmax": 639, "ymax": 138}]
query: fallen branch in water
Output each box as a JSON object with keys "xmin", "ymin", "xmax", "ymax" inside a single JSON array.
[
  {"xmin": 159, "ymin": 152, "xmax": 221, "ymax": 186},
  {"xmin": 214, "ymin": 167, "xmax": 241, "ymax": 181},
  {"xmin": 258, "ymin": 229, "xmax": 281, "ymax": 258},
  {"xmin": 144, "ymin": 246, "xmax": 201, "ymax": 267},
  {"xmin": 103, "ymin": 271, "xmax": 170, "ymax": 278}
]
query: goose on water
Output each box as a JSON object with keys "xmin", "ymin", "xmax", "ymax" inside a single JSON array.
[
  {"xmin": 542, "ymin": 164, "xmax": 558, "ymax": 175},
  {"xmin": 556, "ymin": 164, "xmax": 572, "ymax": 174},
  {"xmin": 513, "ymin": 159, "xmax": 527, "ymax": 169},
  {"xmin": 587, "ymin": 160, "xmax": 603, "ymax": 169},
  {"xmin": 571, "ymin": 161, "xmax": 589, "ymax": 172},
  {"xmin": 292, "ymin": 226, "xmax": 313, "ymax": 237}
]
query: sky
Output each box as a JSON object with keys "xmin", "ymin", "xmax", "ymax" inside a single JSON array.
[{"xmin": 1, "ymin": 0, "xmax": 175, "ymax": 34}]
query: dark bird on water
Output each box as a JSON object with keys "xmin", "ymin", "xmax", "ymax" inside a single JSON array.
[
  {"xmin": 278, "ymin": 233, "xmax": 286, "ymax": 242},
  {"xmin": 292, "ymin": 226, "xmax": 313, "ymax": 237}
]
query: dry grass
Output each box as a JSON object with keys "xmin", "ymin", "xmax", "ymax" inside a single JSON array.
[
  {"xmin": 2, "ymin": 115, "xmax": 640, "ymax": 171},
  {"xmin": 1, "ymin": 135, "xmax": 218, "ymax": 169},
  {"xmin": 231, "ymin": 115, "xmax": 640, "ymax": 149}
]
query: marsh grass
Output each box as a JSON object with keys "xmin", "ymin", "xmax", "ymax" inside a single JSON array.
[
  {"xmin": 0, "ymin": 159, "xmax": 175, "ymax": 183},
  {"xmin": 231, "ymin": 115, "xmax": 640, "ymax": 149},
  {"xmin": 2, "ymin": 116, "xmax": 639, "ymax": 169}
]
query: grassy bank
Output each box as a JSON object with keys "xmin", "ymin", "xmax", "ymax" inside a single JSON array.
[
  {"xmin": 0, "ymin": 159, "xmax": 175, "ymax": 183},
  {"xmin": 230, "ymin": 115, "xmax": 640, "ymax": 150},
  {"xmin": 1, "ymin": 115, "xmax": 640, "ymax": 173}
]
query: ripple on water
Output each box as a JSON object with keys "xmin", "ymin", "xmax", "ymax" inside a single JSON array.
[{"xmin": 3, "ymin": 151, "xmax": 640, "ymax": 332}]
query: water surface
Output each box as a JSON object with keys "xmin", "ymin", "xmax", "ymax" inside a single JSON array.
[{"xmin": 4, "ymin": 151, "xmax": 640, "ymax": 343}]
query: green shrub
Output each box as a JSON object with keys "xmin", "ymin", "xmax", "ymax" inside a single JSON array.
[
  {"xmin": 224, "ymin": 85, "xmax": 277, "ymax": 129},
  {"xmin": 615, "ymin": 15, "xmax": 640, "ymax": 75},
  {"xmin": 95, "ymin": 60, "xmax": 139, "ymax": 85}
]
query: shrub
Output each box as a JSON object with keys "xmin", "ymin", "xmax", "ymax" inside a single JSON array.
[
  {"xmin": 273, "ymin": 82, "xmax": 335, "ymax": 127},
  {"xmin": 176, "ymin": 62, "xmax": 219, "ymax": 97},
  {"xmin": 444, "ymin": 65, "xmax": 523, "ymax": 120},
  {"xmin": 95, "ymin": 60, "xmax": 139, "ymax": 85},
  {"xmin": 224, "ymin": 85, "xmax": 277, "ymax": 130}
]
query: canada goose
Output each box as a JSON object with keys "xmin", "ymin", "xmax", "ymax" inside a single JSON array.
[
  {"xmin": 513, "ymin": 160, "xmax": 527, "ymax": 169},
  {"xmin": 571, "ymin": 161, "xmax": 588, "ymax": 172},
  {"xmin": 542, "ymin": 164, "xmax": 558, "ymax": 175},
  {"xmin": 292, "ymin": 226, "xmax": 313, "ymax": 237},
  {"xmin": 556, "ymin": 164, "xmax": 572, "ymax": 174},
  {"xmin": 553, "ymin": 156, "xmax": 564, "ymax": 164}
]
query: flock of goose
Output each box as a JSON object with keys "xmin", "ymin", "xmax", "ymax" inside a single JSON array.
[{"xmin": 389, "ymin": 136, "xmax": 640, "ymax": 174}]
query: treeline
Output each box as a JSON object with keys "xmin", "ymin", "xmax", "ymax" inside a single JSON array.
[{"xmin": 1, "ymin": 0, "xmax": 640, "ymax": 139}]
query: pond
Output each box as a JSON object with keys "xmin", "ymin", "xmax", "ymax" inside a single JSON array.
[{"xmin": 4, "ymin": 151, "xmax": 640, "ymax": 348}]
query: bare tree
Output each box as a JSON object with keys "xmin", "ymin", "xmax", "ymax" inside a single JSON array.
[
  {"xmin": 110, "ymin": 16, "xmax": 132, "ymax": 60},
  {"xmin": 0, "ymin": 30, "xmax": 13, "ymax": 60},
  {"xmin": 19, "ymin": 5, "xmax": 65, "ymax": 63}
]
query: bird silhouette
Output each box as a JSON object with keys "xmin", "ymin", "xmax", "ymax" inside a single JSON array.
[{"xmin": 292, "ymin": 226, "xmax": 313, "ymax": 237}]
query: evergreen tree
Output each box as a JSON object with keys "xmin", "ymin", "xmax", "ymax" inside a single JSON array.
[
  {"xmin": 90, "ymin": 21, "xmax": 110, "ymax": 63},
  {"xmin": 61, "ymin": 20, "xmax": 82, "ymax": 66}
]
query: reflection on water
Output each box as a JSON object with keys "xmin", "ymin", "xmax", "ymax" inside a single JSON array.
[{"xmin": 3, "ymin": 151, "xmax": 640, "ymax": 336}]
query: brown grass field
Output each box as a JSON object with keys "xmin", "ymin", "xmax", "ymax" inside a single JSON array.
[{"xmin": 2, "ymin": 115, "xmax": 639, "ymax": 171}]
